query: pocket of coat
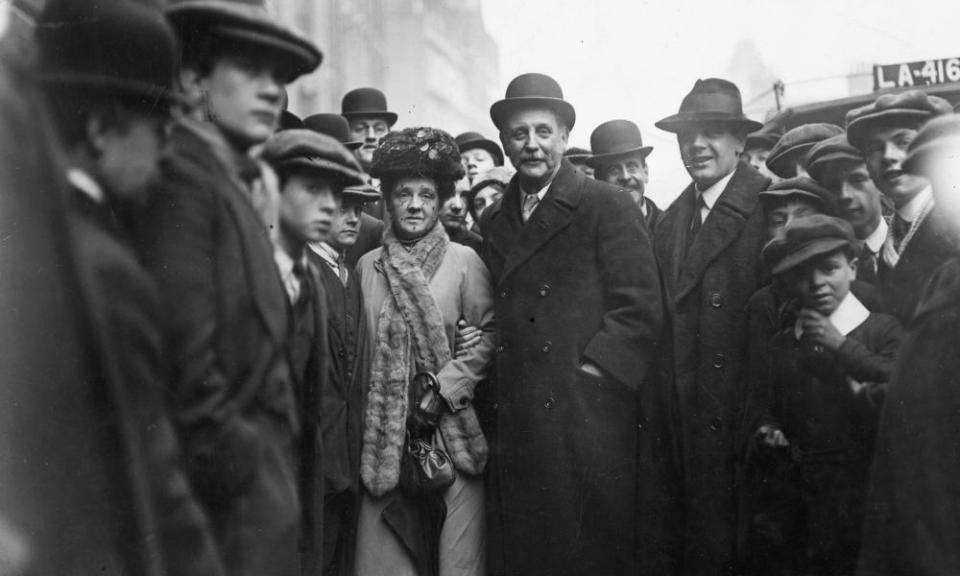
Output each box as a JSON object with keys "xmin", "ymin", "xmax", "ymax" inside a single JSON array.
[{"xmin": 576, "ymin": 363, "xmax": 630, "ymax": 396}]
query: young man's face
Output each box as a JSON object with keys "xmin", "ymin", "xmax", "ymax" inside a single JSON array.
[
  {"xmin": 349, "ymin": 116, "xmax": 390, "ymax": 167},
  {"xmin": 783, "ymin": 250, "xmax": 857, "ymax": 316},
  {"xmin": 862, "ymin": 125, "xmax": 929, "ymax": 208},
  {"xmin": 819, "ymin": 160, "xmax": 883, "ymax": 239},
  {"xmin": 461, "ymin": 148, "xmax": 497, "ymax": 185},
  {"xmin": 97, "ymin": 109, "xmax": 168, "ymax": 205},
  {"xmin": 439, "ymin": 189, "xmax": 469, "ymax": 232},
  {"xmin": 472, "ymin": 185, "xmax": 503, "ymax": 220},
  {"xmin": 192, "ymin": 50, "xmax": 285, "ymax": 150},
  {"xmin": 328, "ymin": 199, "xmax": 363, "ymax": 250},
  {"xmin": 765, "ymin": 198, "xmax": 821, "ymax": 240},
  {"xmin": 279, "ymin": 172, "xmax": 339, "ymax": 245},
  {"xmin": 677, "ymin": 122, "xmax": 745, "ymax": 189},
  {"xmin": 742, "ymin": 146, "xmax": 779, "ymax": 183}
]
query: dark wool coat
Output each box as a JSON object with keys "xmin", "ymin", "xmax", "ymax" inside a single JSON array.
[
  {"xmin": 481, "ymin": 160, "xmax": 669, "ymax": 576},
  {"xmin": 858, "ymin": 256, "xmax": 960, "ymax": 576},
  {"xmin": 345, "ymin": 212, "xmax": 384, "ymax": 270},
  {"xmin": 143, "ymin": 120, "xmax": 303, "ymax": 576},
  {"xmin": 643, "ymin": 195, "xmax": 662, "ymax": 234},
  {"xmin": 652, "ymin": 162, "xmax": 771, "ymax": 576}
]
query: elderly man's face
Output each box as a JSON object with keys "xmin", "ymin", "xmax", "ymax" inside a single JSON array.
[
  {"xmin": 677, "ymin": 122, "xmax": 745, "ymax": 189},
  {"xmin": 349, "ymin": 116, "xmax": 390, "ymax": 167},
  {"xmin": 597, "ymin": 153, "xmax": 649, "ymax": 204},
  {"xmin": 500, "ymin": 107, "xmax": 568, "ymax": 190},
  {"xmin": 862, "ymin": 125, "xmax": 928, "ymax": 208}
]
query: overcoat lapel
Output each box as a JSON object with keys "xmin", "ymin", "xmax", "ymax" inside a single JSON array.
[{"xmin": 496, "ymin": 161, "xmax": 581, "ymax": 286}]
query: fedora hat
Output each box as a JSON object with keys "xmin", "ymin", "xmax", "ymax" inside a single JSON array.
[
  {"xmin": 655, "ymin": 78, "xmax": 762, "ymax": 133},
  {"xmin": 303, "ymin": 113, "xmax": 363, "ymax": 150},
  {"xmin": 455, "ymin": 131, "xmax": 504, "ymax": 166},
  {"xmin": 36, "ymin": 0, "xmax": 183, "ymax": 108},
  {"xmin": 586, "ymin": 119, "xmax": 653, "ymax": 168},
  {"xmin": 490, "ymin": 72, "xmax": 576, "ymax": 131},
  {"xmin": 341, "ymin": 87, "xmax": 398, "ymax": 126},
  {"xmin": 166, "ymin": 0, "xmax": 321, "ymax": 82}
]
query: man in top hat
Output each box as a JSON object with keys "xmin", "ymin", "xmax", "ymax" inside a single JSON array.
[
  {"xmin": 766, "ymin": 123, "xmax": 844, "ymax": 180},
  {"xmin": 303, "ymin": 112, "xmax": 386, "ymax": 269},
  {"xmin": 845, "ymin": 90, "xmax": 954, "ymax": 323},
  {"xmin": 653, "ymin": 77, "xmax": 772, "ymax": 575},
  {"xmin": 742, "ymin": 122, "xmax": 784, "ymax": 183},
  {"xmin": 341, "ymin": 87, "xmax": 397, "ymax": 172},
  {"xmin": 587, "ymin": 119, "xmax": 661, "ymax": 230},
  {"xmin": 456, "ymin": 130, "xmax": 505, "ymax": 186},
  {"xmin": 481, "ymin": 72, "xmax": 670, "ymax": 576},
  {"xmin": 563, "ymin": 146, "xmax": 594, "ymax": 177},
  {"xmin": 34, "ymin": 1, "xmax": 224, "ymax": 575},
  {"xmin": 143, "ymin": 1, "xmax": 322, "ymax": 574},
  {"xmin": 807, "ymin": 133, "xmax": 888, "ymax": 286}
]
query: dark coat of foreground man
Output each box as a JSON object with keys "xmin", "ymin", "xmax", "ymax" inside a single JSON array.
[{"xmin": 482, "ymin": 159, "xmax": 669, "ymax": 575}]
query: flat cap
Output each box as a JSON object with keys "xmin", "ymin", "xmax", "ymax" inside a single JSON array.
[
  {"xmin": 759, "ymin": 176, "xmax": 840, "ymax": 216},
  {"xmin": 766, "ymin": 123, "xmax": 844, "ymax": 178},
  {"xmin": 903, "ymin": 113, "xmax": 960, "ymax": 175},
  {"xmin": 805, "ymin": 133, "xmax": 863, "ymax": 184},
  {"xmin": 261, "ymin": 128, "xmax": 366, "ymax": 188},
  {"xmin": 845, "ymin": 90, "xmax": 953, "ymax": 148},
  {"xmin": 762, "ymin": 214, "xmax": 857, "ymax": 275}
]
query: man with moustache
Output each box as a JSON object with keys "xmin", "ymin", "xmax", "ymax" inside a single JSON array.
[
  {"xmin": 845, "ymin": 91, "xmax": 953, "ymax": 323},
  {"xmin": 481, "ymin": 72, "xmax": 669, "ymax": 576},
  {"xmin": 587, "ymin": 119, "xmax": 661, "ymax": 230},
  {"xmin": 806, "ymin": 134, "xmax": 888, "ymax": 285},
  {"xmin": 653, "ymin": 77, "xmax": 771, "ymax": 575}
]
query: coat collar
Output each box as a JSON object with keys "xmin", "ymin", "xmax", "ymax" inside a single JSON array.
[{"xmin": 487, "ymin": 160, "xmax": 583, "ymax": 286}]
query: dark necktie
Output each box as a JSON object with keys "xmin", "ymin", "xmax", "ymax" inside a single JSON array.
[
  {"xmin": 891, "ymin": 214, "xmax": 910, "ymax": 253},
  {"xmin": 292, "ymin": 260, "xmax": 310, "ymax": 306},
  {"xmin": 686, "ymin": 195, "xmax": 706, "ymax": 255},
  {"xmin": 337, "ymin": 253, "xmax": 349, "ymax": 287},
  {"xmin": 859, "ymin": 246, "xmax": 878, "ymax": 283}
]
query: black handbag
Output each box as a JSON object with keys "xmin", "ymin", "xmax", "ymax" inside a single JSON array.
[{"xmin": 400, "ymin": 371, "xmax": 456, "ymax": 495}]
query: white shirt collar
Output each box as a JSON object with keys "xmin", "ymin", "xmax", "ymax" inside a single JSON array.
[
  {"xmin": 896, "ymin": 186, "xmax": 933, "ymax": 223},
  {"xmin": 273, "ymin": 248, "xmax": 308, "ymax": 304},
  {"xmin": 522, "ymin": 181, "xmax": 551, "ymax": 201},
  {"xmin": 794, "ymin": 291, "xmax": 870, "ymax": 340},
  {"xmin": 695, "ymin": 170, "xmax": 736, "ymax": 211},
  {"xmin": 309, "ymin": 241, "xmax": 341, "ymax": 268},
  {"xmin": 863, "ymin": 217, "xmax": 888, "ymax": 254},
  {"xmin": 67, "ymin": 168, "xmax": 105, "ymax": 204}
]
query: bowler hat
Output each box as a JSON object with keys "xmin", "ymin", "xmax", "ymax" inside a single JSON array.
[
  {"xmin": 845, "ymin": 90, "xmax": 952, "ymax": 149},
  {"xmin": 370, "ymin": 127, "xmax": 465, "ymax": 184},
  {"xmin": 261, "ymin": 129, "xmax": 367, "ymax": 188},
  {"xmin": 340, "ymin": 88, "xmax": 398, "ymax": 127},
  {"xmin": 303, "ymin": 113, "xmax": 363, "ymax": 150},
  {"xmin": 745, "ymin": 122, "xmax": 785, "ymax": 150},
  {"xmin": 586, "ymin": 119, "xmax": 653, "ymax": 168},
  {"xmin": 563, "ymin": 147, "xmax": 593, "ymax": 163},
  {"xmin": 759, "ymin": 176, "xmax": 840, "ymax": 216},
  {"xmin": 762, "ymin": 214, "xmax": 857, "ymax": 275},
  {"xmin": 36, "ymin": 0, "xmax": 182, "ymax": 107},
  {"xmin": 490, "ymin": 73, "xmax": 576, "ymax": 131},
  {"xmin": 279, "ymin": 110, "xmax": 303, "ymax": 131},
  {"xmin": 805, "ymin": 134, "xmax": 863, "ymax": 184},
  {"xmin": 455, "ymin": 131, "xmax": 504, "ymax": 166},
  {"xmin": 766, "ymin": 123, "xmax": 844, "ymax": 178},
  {"xmin": 655, "ymin": 78, "xmax": 763, "ymax": 133},
  {"xmin": 166, "ymin": 0, "xmax": 321, "ymax": 82},
  {"xmin": 903, "ymin": 113, "xmax": 960, "ymax": 175}
]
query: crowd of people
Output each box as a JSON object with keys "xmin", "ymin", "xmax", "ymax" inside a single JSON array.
[{"xmin": 4, "ymin": 0, "xmax": 960, "ymax": 575}]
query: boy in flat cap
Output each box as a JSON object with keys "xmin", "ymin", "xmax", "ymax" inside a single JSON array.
[
  {"xmin": 765, "ymin": 123, "xmax": 844, "ymax": 180},
  {"xmin": 750, "ymin": 215, "xmax": 903, "ymax": 576},
  {"xmin": 845, "ymin": 90, "xmax": 954, "ymax": 323},
  {"xmin": 142, "ymin": 1, "xmax": 321, "ymax": 574}
]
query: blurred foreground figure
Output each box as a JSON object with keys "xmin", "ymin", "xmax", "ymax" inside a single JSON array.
[{"xmin": 858, "ymin": 113, "xmax": 960, "ymax": 576}]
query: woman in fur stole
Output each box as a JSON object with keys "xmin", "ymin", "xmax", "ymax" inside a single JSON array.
[{"xmin": 353, "ymin": 127, "xmax": 496, "ymax": 576}]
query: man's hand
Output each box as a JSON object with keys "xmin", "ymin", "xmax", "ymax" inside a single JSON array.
[
  {"xmin": 454, "ymin": 318, "xmax": 481, "ymax": 358},
  {"xmin": 755, "ymin": 425, "xmax": 790, "ymax": 448},
  {"xmin": 798, "ymin": 308, "xmax": 845, "ymax": 352}
]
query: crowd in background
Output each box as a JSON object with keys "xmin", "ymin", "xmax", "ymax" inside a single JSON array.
[{"xmin": 3, "ymin": 1, "xmax": 960, "ymax": 576}]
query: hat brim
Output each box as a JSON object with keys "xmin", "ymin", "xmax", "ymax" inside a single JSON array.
[
  {"xmin": 490, "ymin": 97, "xmax": 576, "ymax": 131},
  {"xmin": 655, "ymin": 112, "xmax": 763, "ymax": 134},
  {"xmin": 458, "ymin": 139, "xmax": 504, "ymax": 166},
  {"xmin": 846, "ymin": 109, "xmax": 932, "ymax": 149},
  {"xmin": 767, "ymin": 143, "xmax": 816, "ymax": 177},
  {"xmin": 342, "ymin": 111, "xmax": 398, "ymax": 127},
  {"xmin": 806, "ymin": 151, "xmax": 864, "ymax": 182},
  {"xmin": 342, "ymin": 184, "xmax": 381, "ymax": 202},
  {"xmin": 758, "ymin": 188, "xmax": 828, "ymax": 208},
  {"xmin": 585, "ymin": 146, "xmax": 654, "ymax": 168},
  {"xmin": 745, "ymin": 133, "xmax": 780, "ymax": 149},
  {"xmin": 275, "ymin": 157, "xmax": 367, "ymax": 188},
  {"xmin": 39, "ymin": 74, "xmax": 189, "ymax": 108},
  {"xmin": 771, "ymin": 237, "xmax": 852, "ymax": 276}
]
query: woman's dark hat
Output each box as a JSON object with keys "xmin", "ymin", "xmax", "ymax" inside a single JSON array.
[
  {"xmin": 455, "ymin": 131, "xmax": 504, "ymax": 166},
  {"xmin": 166, "ymin": 0, "xmax": 321, "ymax": 82},
  {"xmin": 340, "ymin": 88, "xmax": 398, "ymax": 127},
  {"xmin": 586, "ymin": 119, "xmax": 653, "ymax": 168},
  {"xmin": 903, "ymin": 113, "xmax": 960, "ymax": 176},
  {"xmin": 303, "ymin": 113, "xmax": 363, "ymax": 150},
  {"xmin": 490, "ymin": 73, "xmax": 576, "ymax": 131},
  {"xmin": 261, "ymin": 128, "xmax": 367, "ymax": 189},
  {"xmin": 762, "ymin": 214, "xmax": 857, "ymax": 275},
  {"xmin": 36, "ymin": 0, "xmax": 183, "ymax": 108},
  {"xmin": 370, "ymin": 127, "xmax": 465, "ymax": 183},
  {"xmin": 759, "ymin": 176, "xmax": 840, "ymax": 216},
  {"xmin": 655, "ymin": 78, "xmax": 763, "ymax": 134},
  {"xmin": 766, "ymin": 123, "xmax": 844, "ymax": 178},
  {"xmin": 845, "ymin": 90, "xmax": 953, "ymax": 149}
]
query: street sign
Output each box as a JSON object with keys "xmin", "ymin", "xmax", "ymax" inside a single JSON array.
[{"xmin": 874, "ymin": 57, "xmax": 960, "ymax": 91}]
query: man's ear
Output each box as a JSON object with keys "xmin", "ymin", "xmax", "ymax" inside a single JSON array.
[
  {"xmin": 85, "ymin": 114, "xmax": 108, "ymax": 157},
  {"xmin": 177, "ymin": 67, "xmax": 204, "ymax": 105},
  {"xmin": 849, "ymin": 256, "xmax": 859, "ymax": 275}
]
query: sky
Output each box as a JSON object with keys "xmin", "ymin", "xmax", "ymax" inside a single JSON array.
[{"xmin": 480, "ymin": 0, "xmax": 960, "ymax": 206}]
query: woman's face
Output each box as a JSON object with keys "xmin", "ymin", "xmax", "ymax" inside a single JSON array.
[{"xmin": 387, "ymin": 176, "xmax": 441, "ymax": 240}]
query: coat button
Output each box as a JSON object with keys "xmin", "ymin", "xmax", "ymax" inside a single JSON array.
[
  {"xmin": 539, "ymin": 283, "xmax": 551, "ymax": 297},
  {"xmin": 338, "ymin": 348, "xmax": 346, "ymax": 358},
  {"xmin": 499, "ymin": 288, "xmax": 509, "ymax": 299},
  {"xmin": 712, "ymin": 353, "xmax": 725, "ymax": 368},
  {"xmin": 709, "ymin": 417, "xmax": 723, "ymax": 432},
  {"xmin": 710, "ymin": 293, "xmax": 723, "ymax": 308},
  {"xmin": 541, "ymin": 340, "xmax": 552, "ymax": 353},
  {"xmin": 543, "ymin": 397, "xmax": 555, "ymax": 410}
]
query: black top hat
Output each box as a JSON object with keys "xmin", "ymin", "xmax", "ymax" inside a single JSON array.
[
  {"xmin": 655, "ymin": 78, "xmax": 763, "ymax": 134},
  {"xmin": 455, "ymin": 131, "xmax": 504, "ymax": 166},
  {"xmin": 166, "ymin": 0, "xmax": 321, "ymax": 82},
  {"xmin": 586, "ymin": 119, "xmax": 653, "ymax": 168},
  {"xmin": 303, "ymin": 113, "xmax": 363, "ymax": 150},
  {"xmin": 490, "ymin": 73, "xmax": 576, "ymax": 131},
  {"xmin": 36, "ymin": 0, "xmax": 182, "ymax": 107},
  {"xmin": 340, "ymin": 88, "xmax": 398, "ymax": 127}
]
